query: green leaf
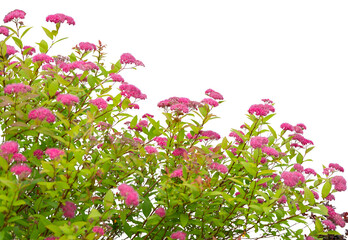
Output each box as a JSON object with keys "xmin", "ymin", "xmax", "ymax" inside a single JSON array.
[
  {"xmin": 42, "ymin": 27, "xmax": 54, "ymax": 40},
  {"xmin": 104, "ymin": 190, "xmax": 114, "ymax": 210},
  {"xmin": 12, "ymin": 36, "xmax": 23, "ymax": 49},
  {"xmin": 0, "ymin": 156, "xmax": 8, "ymax": 171},
  {"xmin": 130, "ymin": 115, "xmax": 138, "ymax": 129},
  {"xmin": 141, "ymin": 198, "xmax": 152, "ymax": 218},
  {"xmin": 221, "ymin": 137, "xmax": 228, "ymax": 149},
  {"xmin": 241, "ymin": 162, "xmax": 258, "ymax": 177},
  {"xmin": 88, "ymin": 208, "xmax": 101, "ymax": 220},
  {"xmin": 180, "ymin": 214, "xmax": 189, "ymax": 227},
  {"xmin": 49, "ymin": 80, "xmax": 59, "ymax": 97},
  {"xmin": 304, "ymin": 187, "xmax": 315, "ymax": 205},
  {"xmin": 37, "ymin": 40, "xmax": 48, "ymax": 53},
  {"xmin": 268, "ymin": 125, "xmax": 277, "ymax": 139},
  {"xmin": 296, "ymin": 153, "xmax": 303, "ymax": 164},
  {"xmin": 321, "ymin": 181, "xmax": 331, "ymax": 199}
]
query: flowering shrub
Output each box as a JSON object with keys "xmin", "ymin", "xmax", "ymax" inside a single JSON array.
[{"xmin": 0, "ymin": 9, "xmax": 347, "ymax": 240}]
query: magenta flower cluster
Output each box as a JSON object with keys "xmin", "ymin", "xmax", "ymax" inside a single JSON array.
[
  {"xmin": 248, "ymin": 103, "xmax": 275, "ymax": 116},
  {"xmin": 28, "ymin": 107, "xmax": 55, "ymax": 123},
  {"xmin": 0, "ymin": 26, "xmax": 9, "ymax": 36},
  {"xmin": 32, "ymin": 54, "xmax": 54, "ymax": 63},
  {"xmin": 120, "ymin": 53, "xmax": 144, "ymax": 66},
  {"xmin": 46, "ymin": 13, "xmax": 75, "ymax": 25},
  {"xmin": 170, "ymin": 231, "xmax": 186, "ymax": 240},
  {"xmin": 170, "ymin": 169, "xmax": 183, "ymax": 178},
  {"xmin": 90, "ymin": 98, "xmax": 108, "ymax": 110},
  {"xmin": 92, "ymin": 226, "xmax": 104, "ymax": 235},
  {"xmin": 45, "ymin": 148, "xmax": 64, "ymax": 160},
  {"xmin": 118, "ymin": 183, "xmax": 139, "ymax": 206},
  {"xmin": 3, "ymin": 9, "xmax": 26, "ymax": 23},
  {"xmin": 281, "ymin": 171, "xmax": 305, "ymax": 187},
  {"xmin": 4, "ymin": 83, "xmax": 31, "ymax": 95},
  {"xmin": 78, "ymin": 42, "xmax": 96, "ymax": 51},
  {"xmin": 250, "ymin": 136, "xmax": 269, "ymax": 149},
  {"xmin": 57, "ymin": 94, "xmax": 79, "ymax": 106},
  {"xmin": 209, "ymin": 162, "xmax": 228, "ymax": 174},
  {"xmin": 119, "ymin": 83, "xmax": 147, "ymax": 100},
  {"xmin": 200, "ymin": 130, "xmax": 221, "ymax": 140},
  {"xmin": 205, "ymin": 88, "xmax": 224, "ymax": 100},
  {"xmin": 61, "ymin": 201, "xmax": 77, "ymax": 218},
  {"xmin": 155, "ymin": 207, "xmax": 166, "ymax": 217},
  {"xmin": 109, "ymin": 73, "xmax": 125, "ymax": 83}
]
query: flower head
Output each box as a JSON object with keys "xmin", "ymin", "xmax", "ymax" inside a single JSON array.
[
  {"xmin": 10, "ymin": 164, "xmax": 31, "ymax": 177},
  {"xmin": 331, "ymin": 176, "xmax": 347, "ymax": 191},
  {"xmin": 261, "ymin": 146, "xmax": 279, "ymax": 157},
  {"xmin": 46, "ymin": 13, "xmax": 75, "ymax": 25},
  {"xmin": 22, "ymin": 46, "xmax": 36, "ymax": 55},
  {"xmin": 32, "ymin": 54, "xmax": 54, "ymax": 63},
  {"xmin": 61, "ymin": 201, "xmax": 76, "ymax": 218},
  {"xmin": 172, "ymin": 148, "xmax": 187, "ymax": 157},
  {"xmin": 250, "ymin": 136, "xmax": 268, "ymax": 149},
  {"xmin": 200, "ymin": 130, "xmax": 221, "ymax": 140},
  {"xmin": 90, "ymin": 98, "xmax": 108, "ymax": 110},
  {"xmin": 0, "ymin": 26, "xmax": 9, "ymax": 36},
  {"xmin": 109, "ymin": 73, "xmax": 124, "ymax": 83},
  {"xmin": 170, "ymin": 169, "xmax": 183, "ymax": 178},
  {"xmin": 92, "ymin": 226, "xmax": 104, "ymax": 235},
  {"xmin": 281, "ymin": 171, "xmax": 304, "ymax": 187},
  {"xmin": 57, "ymin": 94, "xmax": 79, "ymax": 106},
  {"xmin": 78, "ymin": 42, "xmax": 96, "ymax": 51},
  {"xmin": 155, "ymin": 207, "xmax": 166, "ymax": 217},
  {"xmin": 145, "ymin": 146, "xmax": 158, "ymax": 154},
  {"xmin": 171, "ymin": 231, "xmax": 186, "ymax": 240},
  {"xmin": 322, "ymin": 219, "xmax": 336, "ymax": 230},
  {"xmin": 33, "ymin": 149, "xmax": 44, "ymax": 159},
  {"xmin": 0, "ymin": 141, "xmax": 18, "ymax": 155},
  {"xmin": 280, "ymin": 123, "xmax": 294, "ymax": 131},
  {"xmin": 248, "ymin": 103, "xmax": 275, "ymax": 116},
  {"xmin": 205, "ymin": 89, "xmax": 224, "ymax": 100},
  {"xmin": 45, "ymin": 148, "xmax": 64, "ymax": 160},
  {"xmin": 4, "ymin": 83, "xmax": 31, "ymax": 95},
  {"xmin": 28, "ymin": 107, "xmax": 55, "ymax": 123},
  {"xmin": 4, "ymin": 9, "xmax": 26, "ymax": 23},
  {"xmin": 6, "ymin": 45, "xmax": 18, "ymax": 55},
  {"xmin": 201, "ymin": 98, "xmax": 219, "ymax": 107},
  {"xmin": 119, "ymin": 84, "xmax": 146, "ymax": 100}
]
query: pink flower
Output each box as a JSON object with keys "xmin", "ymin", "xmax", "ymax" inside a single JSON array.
[
  {"xmin": 61, "ymin": 201, "xmax": 76, "ymax": 218},
  {"xmin": 0, "ymin": 141, "xmax": 18, "ymax": 155},
  {"xmin": 311, "ymin": 190, "xmax": 319, "ymax": 200},
  {"xmin": 248, "ymin": 104, "xmax": 275, "ymax": 116},
  {"xmin": 170, "ymin": 103, "xmax": 189, "ymax": 113},
  {"xmin": 45, "ymin": 237, "xmax": 59, "ymax": 240},
  {"xmin": 280, "ymin": 123, "xmax": 294, "ymax": 131},
  {"xmin": 260, "ymin": 157, "xmax": 267, "ymax": 164},
  {"xmin": 45, "ymin": 148, "xmax": 64, "ymax": 160},
  {"xmin": 205, "ymin": 89, "xmax": 224, "ymax": 100},
  {"xmin": 33, "ymin": 149, "xmax": 44, "ymax": 159},
  {"xmin": 90, "ymin": 98, "xmax": 108, "ymax": 110},
  {"xmin": 294, "ymin": 125, "xmax": 303, "ymax": 134},
  {"xmin": 304, "ymin": 168, "xmax": 317, "ymax": 176},
  {"xmin": 154, "ymin": 137, "xmax": 167, "ymax": 148},
  {"xmin": 22, "ymin": 46, "xmax": 36, "ymax": 55},
  {"xmin": 118, "ymin": 183, "xmax": 135, "ymax": 197},
  {"xmin": 201, "ymin": 98, "xmax": 219, "ymax": 107},
  {"xmin": 172, "ymin": 148, "xmax": 187, "ymax": 157},
  {"xmin": 142, "ymin": 113, "xmax": 154, "ymax": 118},
  {"xmin": 110, "ymin": 73, "xmax": 124, "ymax": 83},
  {"xmin": 28, "ymin": 107, "xmax": 55, "ymax": 123},
  {"xmin": 306, "ymin": 237, "xmax": 315, "ymax": 240},
  {"xmin": 133, "ymin": 137, "xmax": 143, "ymax": 144},
  {"xmin": 296, "ymin": 123, "xmax": 307, "ymax": 130},
  {"xmin": 322, "ymin": 219, "xmax": 336, "ymax": 230},
  {"xmin": 261, "ymin": 147, "xmax": 279, "ymax": 157},
  {"xmin": 46, "ymin": 13, "xmax": 75, "ymax": 25},
  {"xmin": 171, "ymin": 231, "xmax": 186, "ymax": 240},
  {"xmin": 331, "ymin": 176, "xmax": 347, "ymax": 191},
  {"xmin": 78, "ymin": 42, "xmax": 96, "ymax": 51},
  {"xmin": 329, "ymin": 163, "xmax": 344, "ymax": 172},
  {"xmin": 4, "ymin": 83, "xmax": 31, "ymax": 95},
  {"xmin": 32, "ymin": 54, "xmax": 54, "ymax": 63},
  {"xmin": 325, "ymin": 193, "xmax": 335, "ymax": 201},
  {"xmin": 10, "ymin": 164, "xmax": 31, "ymax": 177},
  {"xmin": 210, "ymin": 162, "xmax": 228, "ymax": 174},
  {"xmin": 155, "ymin": 207, "xmax": 166, "ymax": 217},
  {"xmin": 120, "ymin": 53, "xmax": 136, "ymax": 64},
  {"xmin": 277, "ymin": 195, "xmax": 287, "ymax": 204},
  {"xmin": 200, "ymin": 130, "xmax": 221, "ymax": 140},
  {"xmin": 6, "ymin": 45, "xmax": 18, "ymax": 55},
  {"xmin": 0, "ymin": 26, "xmax": 9, "ymax": 36},
  {"xmin": 229, "ymin": 131, "xmax": 244, "ymax": 144},
  {"xmin": 170, "ymin": 169, "xmax": 183, "ymax": 178},
  {"xmin": 293, "ymin": 163, "xmax": 304, "ymax": 172},
  {"xmin": 281, "ymin": 171, "xmax": 304, "ymax": 187},
  {"xmin": 4, "ymin": 9, "xmax": 26, "ymax": 23},
  {"xmin": 332, "ymin": 213, "xmax": 346, "ymax": 228},
  {"xmin": 291, "ymin": 134, "xmax": 314, "ymax": 146},
  {"xmin": 119, "ymin": 84, "xmax": 146, "ymax": 100},
  {"xmin": 57, "ymin": 94, "xmax": 79, "ymax": 106},
  {"xmin": 125, "ymin": 191, "xmax": 139, "ymax": 206},
  {"xmin": 145, "ymin": 146, "xmax": 158, "ymax": 154},
  {"xmin": 92, "ymin": 226, "xmax": 104, "ymax": 235},
  {"xmin": 323, "ymin": 167, "xmax": 335, "ymax": 176},
  {"xmin": 12, "ymin": 153, "xmax": 27, "ymax": 162},
  {"xmin": 250, "ymin": 137, "xmax": 268, "ymax": 149}
]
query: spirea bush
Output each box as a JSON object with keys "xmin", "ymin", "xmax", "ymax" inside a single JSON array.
[{"xmin": 0, "ymin": 9, "xmax": 347, "ymax": 240}]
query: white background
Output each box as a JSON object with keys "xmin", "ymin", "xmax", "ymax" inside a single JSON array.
[{"xmin": 2, "ymin": 0, "xmax": 348, "ymax": 236}]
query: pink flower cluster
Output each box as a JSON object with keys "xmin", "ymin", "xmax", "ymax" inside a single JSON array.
[
  {"xmin": 331, "ymin": 176, "xmax": 346, "ymax": 192},
  {"xmin": 32, "ymin": 54, "xmax": 54, "ymax": 63},
  {"xmin": 209, "ymin": 162, "xmax": 228, "ymax": 174},
  {"xmin": 23, "ymin": 46, "xmax": 36, "ymax": 55},
  {"xmin": 205, "ymin": 89, "xmax": 224, "ymax": 100},
  {"xmin": 322, "ymin": 219, "xmax": 336, "ymax": 230},
  {"xmin": 153, "ymin": 137, "xmax": 167, "ymax": 148},
  {"xmin": 293, "ymin": 163, "xmax": 304, "ymax": 172},
  {"xmin": 46, "ymin": 13, "xmax": 75, "ymax": 25},
  {"xmin": 155, "ymin": 207, "xmax": 166, "ymax": 217},
  {"xmin": 4, "ymin": 9, "xmax": 26, "ymax": 23},
  {"xmin": 33, "ymin": 149, "xmax": 44, "ymax": 159},
  {"xmin": 57, "ymin": 94, "xmax": 79, "ymax": 106},
  {"xmin": 172, "ymin": 148, "xmax": 187, "ymax": 157},
  {"xmin": 119, "ymin": 84, "xmax": 147, "ymax": 100},
  {"xmin": 28, "ymin": 107, "xmax": 55, "ymax": 123},
  {"xmin": 250, "ymin": 136, "xmax": 268, "ymax": 149},
  {"xmin": 304, "ymin": 168, "xmax": 317, "ymax": 176},
  {"xmin": 281, "ymin": 171, "xmax": 305, "ymax": 187},
  {"xmin": 170, "ymin": 169, "xmax": 183, "ymax": 178},
  {"xmin": 0, "ymin": 26, "xmax": 9, "ymax": 36},
  {"xmin": 170, "ymin": 231, "xmax": 186, "ymax": 240},
  {"xmin": 90, "ymin": 98, "xmax": 108, "ymax": 110},
  {"xmin": 11, "ymin": 153, "xmax": 27, "ymax": 162},
  {"xmin": 229, "ymin": 131, "xmax": 244, "ymax": 144},
  {"xmin": 0, "ymin": 141, "xmax": 19, "ymax": 155},
  {"xmin": 120, "ymin": 53, "xmax": 144, "ymax": 66},
  {"xmin": 277, "ymin": 195, "xmax": 287, "ymax": 204},
  {"xmin": 6, "ymin": 45, "xmax": 18, "ymax": 55},
  {"xmin": 118, "ymin": 183, "xmax": 139, "ymax": 206},
  {"xmin": 200, "ymin": 130, "xmax": 221, "ymax": 140},
  {"xmin": 109, "ymin": 73, "xmax": 125, "ymax": 83},
  {"xmin": 248, "ymin": 103, "xmax": 275, "ymax": 116},
  {"xmin": 4, "ymin": 83, "xmax": 31, "ymax": 95},
  {"xmin": 201, "ymin": 98, "xmax": 219, "ymax": 107},
  {"xmin": 329, "ymin": 163, "xmax": 344, "ymax": 172},
  {"xmin": 291, "ymin": 134, "xmax": 314, "ymax": 146},
  {"xmin": 78, "ymin": 42, "xmax": 96, "ymax": 51},
  {"xmin": 170, "ymin": 104, "xmax": 189, "ymax": 113},
  {"xmin": 60, "ymin": 61, "xmax": 99, "ymax": 72},
  {"xmin": 145, "ymin": 146, "xmax": 158, "ymax": 154},
  {"xmin": 61, "ymin": 201, "xmax": 77, "ymax": 218},
  {"xmin": 97, "ymin": 122, "xmax": 111, "ymax": 131},
  {"xmin": 128, "ymin": 120, "xmax": 148, "ymax": 132},
  {"xmin": 261, "ymin": 146, "xmax": 279, "ymax": 157},
  {"xmin": 10, "ymin": 164, "xmax": 31, "ymax": 177},
  {"xmin": 158, "ymin": 97, "xmax": 201, "ymax": 112},
  {"xmin": 45, "ymin": 148, "xmax": 64, "ymax": 160},
  {"xmin": 92, "ymin": 226, "xmax": 104, "ymax": 235}
]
